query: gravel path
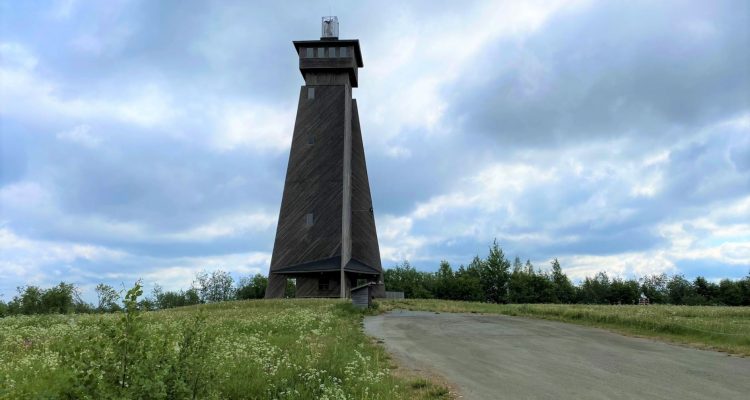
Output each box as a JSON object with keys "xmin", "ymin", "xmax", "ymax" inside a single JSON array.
[{"xmin": 365, "ymin": 310, "xmax": 750, "ymax": 400}]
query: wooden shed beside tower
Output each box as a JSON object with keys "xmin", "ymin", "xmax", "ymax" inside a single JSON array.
[{"xmin": 264, "ymin": 17, "xmax": 385, "ymax": 299}]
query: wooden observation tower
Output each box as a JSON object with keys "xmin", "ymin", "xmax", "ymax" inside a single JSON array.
[{"xmin": 265, "ymin": 17, "xmax": 384, "ymax": 299}]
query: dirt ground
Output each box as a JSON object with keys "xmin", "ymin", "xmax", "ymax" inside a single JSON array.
[{"xmin": 365, "ymin": 310, "xmax": 750, "ymax": 400}]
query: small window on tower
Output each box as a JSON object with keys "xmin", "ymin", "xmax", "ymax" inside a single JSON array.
[
  {"xmin": 305, "ymin": 213, "xmax": 314, "ymax": 226},
  {"xmin": 305, "ymin": 48, "xmax": 314, "ymax": 58},
  {"xmin": 328, "ymin": 47, "xmax": 336, "ymax": 57},
  {"xmin": 317, "ymin": 48, "xmax": 325, "ymax": 57},
  {"xmin": 307, "ymin": 134, "xmax": 315, "ymax": 145},
  {"xmin": 318, "ymin": 278, "xmax": 329, "ymax": 291},
  {"xmin": 307, "ymin": 87, "xmax": 315, "ymax": 99},
  {"xmin": 339, "ymin": 47, "xmax": 348, "ymax": 57}
]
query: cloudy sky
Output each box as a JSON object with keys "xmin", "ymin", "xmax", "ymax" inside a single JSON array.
[{"xmin": 1, "ymin": 0, "xmax": 748, "ymax": 300}]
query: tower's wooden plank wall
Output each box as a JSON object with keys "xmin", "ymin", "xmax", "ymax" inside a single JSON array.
[
  {"xmin": 350, "ymin": 100, "xmax": 383, "ymax": 274},
  {"xmin": 265, "ymin": 85, "xmax": 347, "ymax": 298}
]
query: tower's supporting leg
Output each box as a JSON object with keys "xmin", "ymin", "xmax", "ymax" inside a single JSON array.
[
  {"xmin": 264, "ymin": 273, "xmax": 286, "ymax": 299},
  {"xmin": 340, "ymin": 269, "xmax": 346, "ymax": 298}
]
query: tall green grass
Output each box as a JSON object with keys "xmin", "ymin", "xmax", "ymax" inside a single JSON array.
[
  {"xmin": 380, "ymin": 299, "xmax": 750, "ymax": 356},
  {"xmin": 0, "ymin": 296, "xmax": 450, "ymax": 399}
]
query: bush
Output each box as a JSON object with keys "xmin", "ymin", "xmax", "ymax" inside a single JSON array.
[
  {"xmin": 41, "ymin": 282, "xmax": 78, "ymax": 314},
  {"xmin": 236, "ymin": 274, "xmax": 268, "ymax": 300},
  {"xmin": 153, "ymin": 286, "xmax": 201, "ymax": 310},
  {"xmin": 195, "ymin": 270, "xmax": 235, "ymax": 303},
  {"xmin": 4, "ymin": 283, "xmax": 92, "ymax": 316}
]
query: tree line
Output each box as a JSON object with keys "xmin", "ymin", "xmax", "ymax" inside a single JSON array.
[
  {"xmin": 0, "ymin": 270, "xmax": 282, "ymax": 317},
  {"xmin": 384, "ymin": 241, "xmax": 750, "ymax": 306},
  {"xmin": 2, "ymin": 240, "xmax": 748, "ymax": 317}
]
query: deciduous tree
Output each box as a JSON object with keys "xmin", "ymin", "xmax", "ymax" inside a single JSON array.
[{"xmin": 96, "ymin": 283, "xmax": 121, "ymax": 312}]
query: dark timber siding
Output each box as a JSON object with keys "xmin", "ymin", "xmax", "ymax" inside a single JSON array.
[
  {"xmin": 299, "ymin": 58, "xmax": 359, "ymax": 87},
  {"xmin": 265, "ymin": 37, "xmax": 383, "ymax": 299},
  {"xmin": 296, "ymin": 274, "xmax": 339, "ymax": 298},
  {"xmin": 350, "ymin": 100, "xmax": 383, "ymax": 274},
  {"xmin": 351, "ymin": 285, "xmax": 372, "ymax": 309},
  {"xmin": 266, "ymin": 85, "xmax": 347, "ymax": 297}
]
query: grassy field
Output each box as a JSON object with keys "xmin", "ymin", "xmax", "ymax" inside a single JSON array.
[
  {"xmin": 380, "ymin": 299, "xmax": 750, "ymax": 356},
  {"xmin": 0, "ymin": 297, "xmax": 449, "ymax": 399},
  {"xmin": 4, "ymin": 297, "xmax": 747, "ymax": 399}
]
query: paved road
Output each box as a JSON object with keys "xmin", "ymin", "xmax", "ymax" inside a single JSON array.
[{"xmin": 364, "ymin": 310, "xmax": 750, "ymax": 400}]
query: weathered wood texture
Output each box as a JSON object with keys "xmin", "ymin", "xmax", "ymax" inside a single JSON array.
[
  {"xmin": 350, "ymin": 99, "xmax": 384, "ymax": 295},
  {"xmin": 303, "ymin": 72, "xmax": 351, "ymax": 86},
  {"xmin": 296, "ymin": 273, "xmax": 357, "ymax": 298},
  {"xmin": 340, "ymin": 81, "xmax": 353, "ymax": 298},
  {"xmin": 299, "ymin": 58, "xmax": 358, "ymax": 85},
  {"xmin": 265, "ymin": 85, "xmax": 347, "ymax": 298},
  {"xmin": 300, "ymin": 58, "xmax": 357, "ymax": 70},
  {"xmin": 294, "ymin": 39, "xmax": 362, "ymax": 87},
  {"xmin": 265, "ymin": 38, "xmax": 383, "ymax": 299},
  {"xmin": 297, "ymin": 273, "xmax": 336, "ymax": 298},
  {"xmin": 351, "ymin": 285, "xmax": 373, "ymax": 309},
  {"xmin": 293, "ymin": 39, "xmax": 364, "ymax": 65}
]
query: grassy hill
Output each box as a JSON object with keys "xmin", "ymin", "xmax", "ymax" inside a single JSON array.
[
  {"xmin": 0, "ymin": 296, "xmax": 448, "ymax": 399},
  {"xmin": 4, "ymin": 294, "xmax": 748, "ymax": 399}
]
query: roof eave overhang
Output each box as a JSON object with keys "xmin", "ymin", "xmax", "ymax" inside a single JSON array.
[{"xmin": 292, "ymin": 39, "xmax": 364, "ymax": 67}]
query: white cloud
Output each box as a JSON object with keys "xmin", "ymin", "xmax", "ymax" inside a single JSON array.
[
  {"xmin": 684, "ymin": 19, "xmax": 718, "ymax": 40},
  {"xmin": 166, "ymin": 212, "xmax": 277, "ymax": 242},
  {"xmin": 527, "ymin": 195, "xmax": 750, "ymax": 279},
  {"xmin": 0, "ymin": 227, "xmax": 127, "ymax": 286},
  {"xmin": 1, "ymin": 179, "xmax": 276, "ymax": 244},
  {"xmin": 630, "ymin": 171, "xmax": 663, "ymax": 198},
  {"xmin": 0, "ymin": 181, "xmax": 52, "ymax": 209},
  {"xmin": 49, "ymin": 0, "xmax": 79, "ymax": 20},
  {"xmin": 213, "ymin": 102, "xmax": 294, "ymax": 152},
  {"xmin": 473, "ymin": 163, "xmax": 557, "ymax": 206},
  {"xmin": 57, "ymin": 124, "xmax": 101, "ymax": 147},
  {"xmin": 412, "ymin": 192, "xmax": 476, "ymax": 219},
  {"xmin": 0, "ymin": 225, "xmax": 271, "ymax": 298},
  {"xmin": 361, "ymin": 0, "xmax": 587, "ymax": 155},
  {"xmin": 373, "ymin": 129, "xmax": 749, "ymax": 277},
  {"xmin": 0, "ymin": 42, "xmax": 178, "ymax": 128},
  {"xmin": 384, "ymin": 145, "xmax": 412, "ymax": 159},
  {"xmin": 377, "ymin": 161, "xmax": 561, "ymax": 263},
  {"xmin": 0, "ymin": 42, "xmax": 38, "ymax": 70},
  {"xmin": 656, "ymin": 196, "xmax": 750, "ymax": 266},
  {"xmin": 376, "ymin": 214, "xmax": 434, "ymax": 263},
  {"xmin": 139, "ymin": 251, "xmax": 270, "ymax": 292},
  {"xmin": 559, "ymin": 251, "xmax": 677, "ymax": 281},
  {"xmin": 69, "ymin": 250, "xmax": 271, "ymax": 297}
]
